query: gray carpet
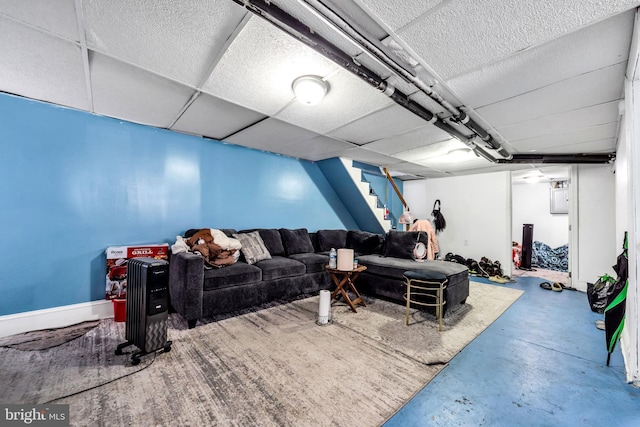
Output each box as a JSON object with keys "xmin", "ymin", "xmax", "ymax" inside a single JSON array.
[
  {"xmin": 0, "ymin": 282, "xmax": 523, "ymax": 427},
  {"xmin": 0, "ymin": 320, "xmax": 100, "ymax": 351}
]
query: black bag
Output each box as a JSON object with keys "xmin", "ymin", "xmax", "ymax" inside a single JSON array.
[{"xmin": 587, "ymin": 274, "xmax": 616, "ymax": 313}]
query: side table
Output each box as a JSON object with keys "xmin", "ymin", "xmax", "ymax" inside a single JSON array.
[{"xmin": 326, "ymin": 265, "xmax": 367, "ymax": 313}]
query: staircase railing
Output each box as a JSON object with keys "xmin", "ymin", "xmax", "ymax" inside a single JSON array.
[{"xmin": 382, "ymin": 167, "xmax": 412, "ymax": 230}]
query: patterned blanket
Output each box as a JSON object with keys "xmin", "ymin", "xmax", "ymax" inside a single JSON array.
[{"xmin": 532, "ymin": 241, "xmax": 568, "ymax": 272}]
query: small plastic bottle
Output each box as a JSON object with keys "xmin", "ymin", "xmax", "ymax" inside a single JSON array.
[{"xmin": 329, "ymin": 248, "xmax": 337, "ymax": 269}]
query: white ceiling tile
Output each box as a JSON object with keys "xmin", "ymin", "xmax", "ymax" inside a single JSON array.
[
  {"xmin": 83, "ymin": 0, "xmax": 247, "ymax": 87},
  {"xmin": 0, "ymin": 0, "xmax": 78, "ymax": 41},
  {"xmin": 510, "ymin": 123, "xmax": 618, "ymax": 152},
  {"xmin": 328, "ymin": 104, "xmax": 427, "ymax": 144},
  {"xmin": 415, "ymin": 155, "xmax": 492, "ymax": 173},
  {"xmin": 276, "ymin": 68, "xmax": 394, "ymax": 133},
  {"xmin": 498, "ymin": 101, "xmax": 620, "ymax": 142},
  {"xmin": 225, "ymin": 118, "xmax": 321, "ymax": 150},
  {"xmin": 172, "ymin": 93, "xmax": 266, "ymax": 140},
  {"xmin": 386, "ymin": 161, "xmax": 447, "ymax": 179},
  {"xmin": 447, "ymin": 10, "xmax": 636, "ymax": 109},
  {"xmin": 398, "ymin": 0, "xmax": 640, "ymax": 79},
  {"xmin": 277, "ymin": 136, "xmax": 355, "ymax": 161},
  {"xmin": 362, "ymin": 124, "xmax": 452, "ymax": 155},
  {"xmin": 476, "ymin": 63, "xmax": 626, "ymax": 128},
  {"xmin": 0, "ymin": 17, "xmax": 88, "ymax": 110},
  {"xmin": 202, "ymin": 16, "xmax": 340, "ymax": 115},
  {"xmin": 357, "ymin": 0, "xmax": 446, "ymax": 31},
  {"xmin": 394, "ymin": 139, "xmax": 470, "ymax": 162},
  {"xmin": 90, "ymin": 53, "xmax": 194, "ymax": 128},
  {"xmin": 339, "ymin": 147, "xmax": 407, "ymax": 166}
]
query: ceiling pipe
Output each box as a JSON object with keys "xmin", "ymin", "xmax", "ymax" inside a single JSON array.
[
  {"xmin": 297, "ymin": 0, "xmax": 512, "ymax": 160},
  {"xmin": 496, "ymin": 153, "xmax": 615, "ymax": 164},
  {"xmin": 231, "ymin": 0, "xmax": 499, "ymax": 162},
  {"xmin": 232, "ymin": 0, "xmax": 614, "ymax": 166}
]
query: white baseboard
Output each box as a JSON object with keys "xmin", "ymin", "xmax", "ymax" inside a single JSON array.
[{"xmin": 0, "ymin": 300, "xmax": 114, "ymax": 339}]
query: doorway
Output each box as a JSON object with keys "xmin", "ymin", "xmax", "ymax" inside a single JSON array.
[{"xmin": 511, "ymin": 167, "xmax": 571, "ymax": 284}]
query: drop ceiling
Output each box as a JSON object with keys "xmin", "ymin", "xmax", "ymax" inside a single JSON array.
[{"xmin": 1, "ymin": 0, "xmax": 638, "ymax": 179}]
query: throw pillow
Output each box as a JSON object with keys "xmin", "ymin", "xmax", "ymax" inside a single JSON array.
[
  {"xmin": 383, "ymin": 230, "xmax": 429, "ymax": 260},
  {"xmin": 347, "ymin": 230, "xmax": 383, "ymax": 255},
  {"xmin": 279, "ymin": 228, "xmax": 315, "ymax": 256},
  {"xmin": 232, "ymin": 231, "xmax": 272, "ymax": 265},
  {"xmin": 316, "ymin": 229, "xmax": 348, "ymax": 252}
]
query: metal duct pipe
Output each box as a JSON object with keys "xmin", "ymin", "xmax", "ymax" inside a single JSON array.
[
  {"xmin": 496, "ymin": 153, "xmax": 615, "ymax": 164},
  {"xmin": 298, "ymin": 0, "xmax": 511, "ymax": 160},
  {"xmin": 231, "ymin": 0, "xmax": 500, "ymax": 162}
]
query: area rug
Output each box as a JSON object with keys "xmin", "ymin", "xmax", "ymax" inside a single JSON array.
[{"xmin": 0, "ymin": 281, "xmax": 522, "ymax": 427}]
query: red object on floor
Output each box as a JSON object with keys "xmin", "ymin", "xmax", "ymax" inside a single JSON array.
[{"xmin": 113, "ymin": 299, "xmax": 126, "ymax": 322}]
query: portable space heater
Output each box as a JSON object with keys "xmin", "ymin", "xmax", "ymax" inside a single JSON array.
[{"xmin": 115, "ymin": 257, "xmax": 172, "ymax": 365}]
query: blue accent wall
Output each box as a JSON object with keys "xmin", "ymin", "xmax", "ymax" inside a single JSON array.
[
  {"xmin": 0, "ymin": 93, "xmax": 357, "ymax": 316},
  {"xmin": 361, "ymin": 171, "xmax": 403, "ymax": 228}
]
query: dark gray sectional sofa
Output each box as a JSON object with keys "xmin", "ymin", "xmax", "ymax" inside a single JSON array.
[{"xmin": 169, "ymin": 228, "xmax": 469, "ymax": 328}]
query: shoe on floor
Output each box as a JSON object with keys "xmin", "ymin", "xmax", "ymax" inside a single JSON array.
[
  {"xmin": 596, "ymin": 320, "xmax": 605, "ymax": 330},
  {"xmin": 489, "ymin": 276, "xmax": 508, "ymax": 284},
  {"xmin": 539, "ymin": 281, "xmax": 552, "ymax": 290},
  {"xmin": 551, "ymin": 282, "xmax": 563, "ymax": 292}
]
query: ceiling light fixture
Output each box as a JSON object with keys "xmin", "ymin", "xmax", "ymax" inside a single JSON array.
[
  {"xmin": 292, "ymin": 75, "xmax": 328, "ymax": 105},
  {"xmin": 446, "ymin": 147, "xmax": 473, "ymax": 161}
]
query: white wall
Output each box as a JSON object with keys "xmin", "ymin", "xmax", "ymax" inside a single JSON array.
[
  {"xmin": 404, "ymin": 171, "xmax": 512, "ymax": 275},
  {"xmin": 575, "ymin": 164, "xmax": 617, "ymax": 287},
  {"xmin": 620, "ymin": 30, "xmax": 640, "ymax": 384},
  {"xmin": 512, "ymin": 181, "xmax": 569, "ymax": 248}
]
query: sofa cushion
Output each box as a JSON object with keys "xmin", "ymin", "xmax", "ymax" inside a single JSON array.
[
  {"xmin": 383, "ymin": 230, "xmax": 429, "ymax": 260},
  {"xmin": 233, "ymin": 231, "xmax": 272, "ymax": 265},
  {"xmin": 357, "ymin": 255, "xmax": 467, "ymax": 281},
  {"xmin": 288, "ymin": 252, "xmax": 330, "ymax": 273},
  {"xmin": 203, "ymin": 262, "xmax": 262, "ymax": 291},
  {"xmin": 254, "ymin": 256, "xmax": 306, "ymax": 280},
  {"xmin": 347, "ymin": 230, "xmax": 383, "ymax": 255},
  {"xmin": 279, "ymin": 228, "xmax": 315, "ymax": 255},
  {"xmin": 316, "ymin": 229, "xmax": 348, "ymax": 252},
  {"xmin": 240, "ymin": 229, "xmax": 285, "ymax": 257}
]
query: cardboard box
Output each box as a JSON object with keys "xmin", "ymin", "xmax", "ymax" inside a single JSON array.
[{"xmin": 105, "ymin": 244, "xmax": 169, "ymax": 300}]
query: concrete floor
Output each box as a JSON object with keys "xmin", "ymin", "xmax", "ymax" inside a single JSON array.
[{"xmin": 384, "ymin": 276, "xmax": 640, "ymax": 426}]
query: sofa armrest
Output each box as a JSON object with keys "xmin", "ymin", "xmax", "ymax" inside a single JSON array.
[{"xmin": 169, "ymin": 252, "xmax": 204, "ymax": 324}]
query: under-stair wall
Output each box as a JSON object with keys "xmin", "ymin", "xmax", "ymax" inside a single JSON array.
[{"xmin": 316, "ymin": 157, "xmax": 391, "ymax": 234}]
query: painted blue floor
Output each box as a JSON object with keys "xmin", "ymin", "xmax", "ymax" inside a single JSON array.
[{"xmin": 384, "ymin": 276, "xmax": 640, "ymax": 426}]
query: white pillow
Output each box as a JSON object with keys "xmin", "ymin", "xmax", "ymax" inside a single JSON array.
[{"xmin": 211, "ymin": 229, "xmax": 242, "ymax": 251}]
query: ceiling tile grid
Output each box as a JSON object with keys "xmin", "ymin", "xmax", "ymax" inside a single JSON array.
[{"xmin": 0, "ymin": 0, "xmax": 634, "ymax": 178}]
